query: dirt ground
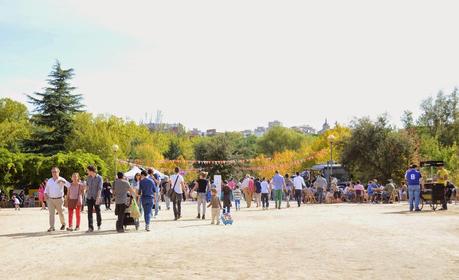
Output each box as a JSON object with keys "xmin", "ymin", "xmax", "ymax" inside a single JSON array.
[{"xmin": 0, "ymin": 201, "xmax": 458, "ymax": 280}]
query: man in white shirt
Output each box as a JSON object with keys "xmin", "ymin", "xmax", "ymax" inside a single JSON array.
[
  {"xmin": 293, "ymin": 172, "xmax": 306, "ymax": 207},
  {"xmin": 45, "ymin": 167, "xmax": 70, "ymax": 232},
  {"xmin": 169, "ymin": 167, "xmax": 186, "ymax": 221}
]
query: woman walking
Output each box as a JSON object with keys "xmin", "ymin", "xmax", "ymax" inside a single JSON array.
[
  {"xmin": 222, "ymin": 182, "xmax": 232, "ymax": 214},
  {"xmin": 66, "ymin": 173, "xmax": 84, "ymax": 231},
  {"xmin": 38, "ymin": 180, "xmax": 47, "ymax": 210}
]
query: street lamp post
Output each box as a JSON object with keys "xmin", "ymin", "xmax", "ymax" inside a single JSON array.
[
  {"xmin": 327, "ymin": 135, "xmax": 336, "ymax": 189},
  {"xmin": 113, "ymin": 144, "xmax": 119, "ymax": 179}
]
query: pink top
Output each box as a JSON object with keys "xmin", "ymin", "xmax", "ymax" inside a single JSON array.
[
  {"xmin": 38, "ymin": 186, "xmax": 45, "ymax": 199},
  {"xmin": 248, "ymin": 179, "xmax": 255, "ymax": 192},
  {"xmin": 227, "ymin": 180, "xmax": 236, "ymax": 190},
  {"xmin": 68, "ymin": 183, "xmax": 84, "ymax": 205},
  {"xmin": 354, "ymin": 184, "xmax": 364, "ymax": 191}
]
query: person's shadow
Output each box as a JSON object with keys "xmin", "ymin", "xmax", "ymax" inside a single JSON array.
[{"xmin": 0, "ymin": 229, "xmax": 127, "ymax": 239}]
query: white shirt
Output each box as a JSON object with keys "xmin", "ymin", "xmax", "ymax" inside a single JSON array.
[
  {"xmin": 170, "ymin": 174, "xmax": 184, "ymax": 194},
  {"xmin": 45, "ymin": 177, "xmax": 70, "ymax": 198},
  {"xmin": 293, "ymin": 176, "xmax": 306, "ymax": 190},
  {"xmin": 261, "ymin": 181, "xmax": 270, "ymax": 193},
  {"xmin": 241, "ymin": 178, "xmax": 250, "ymax": 189}
]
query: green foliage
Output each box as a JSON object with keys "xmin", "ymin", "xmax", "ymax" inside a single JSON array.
[
  {"xmin": 0, "ymin": 98, "xmax": 31, "ymax": 151},
  {"xmin": 27, "ymin": 61, "xmax": 84, "ymax": 154},
  {"xmin": 257, "ymin": 126, "xmax": 304, "ymax": 155},
  {"xmin": 417, "ymin": 89, "xmax": 459, "ymax": 146},
  {"xmin": 341, "ymin": 116, "xmax": 414, "ymax": 183},
  {"xmin": 0, "ymin": 148, "xmax": 106, "ymax": 190}
]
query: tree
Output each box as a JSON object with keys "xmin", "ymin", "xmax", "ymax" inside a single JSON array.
[
  {"xmin": 340, "ymin": 116, "xmax": 414, "ymax": 183},
  {"xmin": 417, "ymin": 89, "xmax": 459, "ymax": 146},
  {"xmin": 0, "ymin": 98, "xmax": 31, "ymax": 151},
  {"xmin": 27, "ymin": 61, "xmax": 84, "ymax": 154},
  {"xmin": 257, "ymin": 126, "xmax": 304, "ymax": 155}
]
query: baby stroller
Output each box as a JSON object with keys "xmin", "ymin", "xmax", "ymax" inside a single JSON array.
[
  {"xmin": 220, "ymin": 213, "xmax": 233, "ymax": 225},
  {"xmin": 124, "ymin": 195, "xmax": 140, "ymax": 231}
]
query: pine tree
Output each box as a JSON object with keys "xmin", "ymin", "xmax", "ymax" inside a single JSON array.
[{"xmin": 27, "ymin": 61, "xmax": 84, "ymax": 154}]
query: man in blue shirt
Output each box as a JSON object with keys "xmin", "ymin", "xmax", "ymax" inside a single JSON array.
[
  {"xmin": 272, "ymin": 171, "xmax": 286, "ymax": 209},
  {"xmin": 405, "ymin": 164, "xmax": 422, "ymax": 211},
  {"xmin": 139, "ymin": 170, "xmax": 157, "ymax": 231}
]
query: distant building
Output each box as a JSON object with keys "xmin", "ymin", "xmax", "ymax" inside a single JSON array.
[
  {"xmin": 268, "ymin": 120, "xmax": 282, "ymax": 128},
  {"xmin": 292, "ymin": 125, "xmax": 316, "ymax": 135},
  {"xmin": 254, "ymin": 127, "xmax": 267, "ymax": 137},
  {"xmin": 190, "ymin": 128, "xmax": 204, "ymax": 137},
  {"xmin": 241, "ymin": 130, "xmax": 253, "ymax": 137},
  {"xmin": 318, "ymin": 119, "xmax": 331, "ymax": 134},
  {"xmin": 206, "ymin": 129, "xmax": 217, "ymax": 136}
]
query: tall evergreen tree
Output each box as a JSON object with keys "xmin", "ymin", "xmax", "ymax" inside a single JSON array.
[{"xmin": 27, "ymin": 61, "xmax": 84, "ymax": 154}]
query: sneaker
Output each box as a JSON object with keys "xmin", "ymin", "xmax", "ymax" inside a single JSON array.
[
  {"xmin": 47, "ymin": 227, "xmax": 55, "ymax": 232},
  {"xmin": 197, "ymin": 214, "xmax": 201, "ymax": 219},
  {"xmin": 66, "ymin": 227, "xmax": 73, "ymax": 232},
  {"xmin": 86, "ymin": 228, "xmax": 94, "ymax": 233},
  {"xmin": 60, "ymin": 224, "xmax": 66, "ymax": 230},
  {"xmin": 211, "ymin": 221, "xmax": 215, "ymax": 225},
  {"xmin": 75, "ymin": 226, "xmax": 80, "ymax": 231},
  {"xmin": 414, "ymin": 209, "xmax": 421, "ymax": 212},
  {"xmin": 202, "ymin": 215, "xmax": 205, "ymax": 220},
  {"xmin": 145, "ymin": 225, "xmax": 150, "ymax": 232},
  {"xmin": 97, "ymin": 226, "xmax": 101, "ymax": 231}
]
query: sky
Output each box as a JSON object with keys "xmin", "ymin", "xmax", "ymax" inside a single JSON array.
[{"xmin": 1, "ymin": 0, "xmax": 459, "ymax": 132}]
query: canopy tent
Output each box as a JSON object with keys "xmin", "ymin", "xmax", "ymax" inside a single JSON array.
[{"xmin": 123, "ymin": 166, "xmax": 166, "ymax": 180}]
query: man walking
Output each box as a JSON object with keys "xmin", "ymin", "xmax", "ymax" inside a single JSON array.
[
  {"xmin": 260, "ymin": 178, "xmax": 270, "ymax": 210},
  {"xmin": 113, "ymin": 172, "xmax": 136, "ymax": 233},
  {"xmin": 272, "ymin": 171, "xmax": 286, "ymax": 209},
  {"xmin": 169, "ymin": 167, "xmax": 186, "ymax": 220},
  {"xmin": 139, "ymin": 170, "xmax": 156, "ymax": 231},
  {"xmin": 148, "ymin": 169, "xmax": 160, "ymax": 218},
  {"xmin": 241, "ymin": 175, "xmax": 252, "ymax": 208},
  {"xmin": 85, "ymin": 165, "xmax": 103, "ymax": 232},
  {"xmin": 102, "ymin": 178, "xmax": 112, "ymax": 210},
  {"xmin": 45, "ymin": 167, "xmax": 70, "ymax": 232},
  {"xmin": 405, "ymin": 164, "xmax": 422, "ymax": 212},
  {"xmin": 293, "ymin": 172, "xmax": 306, "ymax": 207}
]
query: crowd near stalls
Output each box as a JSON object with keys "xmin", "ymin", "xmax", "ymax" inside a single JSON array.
[{"xmin": 1, "ymin": 163, "xmax": 458, "ymax": 233}]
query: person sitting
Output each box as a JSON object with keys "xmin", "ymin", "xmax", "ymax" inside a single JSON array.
[
  {"xmin": 382, "ymin": 179, "xmax": 396, "ymax": 203},
  {"xmin": 344, "ymin": 183, "xmax": 355, "ymax": 202}
]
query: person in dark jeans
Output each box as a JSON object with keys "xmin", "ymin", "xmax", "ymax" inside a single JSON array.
[
  {"xmin": 139, "ymin": 170, "xmax": 156, "ymax": 232},
  {"xmin": 85, "ymin": 165, "xmax": 103, "ymax": 232},
  {"xmin": 102, "ymin": 178, "xmax": 112, "ymax": 210},
  {"xmin": 170, "ymin": 167, "xmax": 186, "ymax": 220},
  {"xmin": 113, "ymin": 172, "xmax": 136, "ymax": 233}
]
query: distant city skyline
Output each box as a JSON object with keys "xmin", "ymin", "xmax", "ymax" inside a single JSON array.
[{"xmin": 1, "ymin": 1, "xmax": 459, "ymax": 132}]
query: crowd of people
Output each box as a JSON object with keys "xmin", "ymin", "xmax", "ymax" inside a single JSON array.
[{"xmin": 1, "ymin": 162, "xmax": 457, "ymax": 233}]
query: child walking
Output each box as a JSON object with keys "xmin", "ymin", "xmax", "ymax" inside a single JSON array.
[
  {"xmin": 13, "ymin": 195, "xmax": 20, "ymax": 211},
  {"xmin": 232, "ymin": 185, "xmax": 242, "ymax": 211},
  {"xmin": 207, "ymin": 189, "xmax": 222, "ymax": 225}
]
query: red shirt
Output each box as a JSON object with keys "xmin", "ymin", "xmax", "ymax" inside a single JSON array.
[{"xmin": 248, "ymin": 179, "xmax": 255, "ymax": 192}]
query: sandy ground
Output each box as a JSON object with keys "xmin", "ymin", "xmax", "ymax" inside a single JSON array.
[{"xmin": 0, "ymin": 201, "xmax": 458, "ymax": 280}]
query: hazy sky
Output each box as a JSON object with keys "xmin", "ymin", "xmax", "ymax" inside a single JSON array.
[{"xmin": 1, "ymin": 0, "xmax": 459, "ymax": 131}]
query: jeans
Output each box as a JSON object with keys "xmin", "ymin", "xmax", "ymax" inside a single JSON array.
[
  {"xmin": 274, "ymin": 189, "xmax": 283, "ymax": 209},
  {"xmin": 115, "ymin": 203, "xmax": 127, "ymax": 231},
  {"xmin": 164, "ymin": 194, "xmax": 171, "ymax": 210},
  {"xmin": 142, "ymin": 196, "xmax": 153, "ymax": 225},
  {"xmin": 86, "ymin": 198, "xmax": 102, "ymax": 230},
  {"xmin": 197, "ymin": 192, "xmax": 207, "ymax": 216},
  {"xmin": 316, "ymin": 189, "xmax": 324, "ymax": 204},
  {"xmin": 154, "ymin": 193, "xmax": 160, "ymax": 216},
  {"xmin": 223, "ymin": 206, "xmax": 230, "ymax": 214},
  {"xmin": 234, "ymin": 199, "xmax": 241, "ymax": 210},
  {"xmin": 104, "ymin": 196, "xmax": 111, "ymax": 210},
  {"xmin": 173, "ymin": 193, "xmax": 182, "ymax": 219},
  {"xmin": 408, "ymin": 185, "xmax": 420, "ymax": 211},
  {"xmin": 261, "ymin": 193, "xmax": 269, "ymax": 208},
  {"xmin": 294, "ymin": 189, "xmax": 302, "ymax": 207}
]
